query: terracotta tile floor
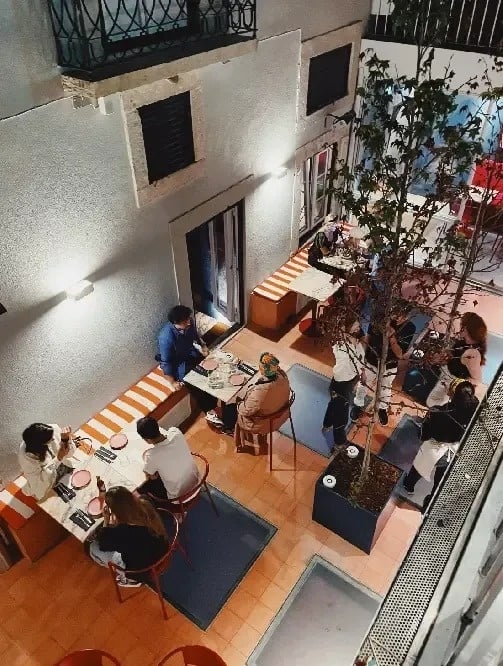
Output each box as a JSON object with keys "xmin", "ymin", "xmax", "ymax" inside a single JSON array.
[{"xmin": 0, "ymin": 320, "xmax": 423, "ymax": 666}]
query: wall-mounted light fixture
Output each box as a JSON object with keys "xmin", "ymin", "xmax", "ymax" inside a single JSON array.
[
  {"xmin": 271, "ymin": 166, "xmax": 287, "ymax": 179},
  {"xmin": 66, "ymin": 280, "xmax": 94, "ymax": 301}
]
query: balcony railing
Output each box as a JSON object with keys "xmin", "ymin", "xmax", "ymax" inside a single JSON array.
[
  {"xmin": 366, "ymin": 0, "xmax": 503, "ymax": 55},
  {"xmin": 48, "ymin": 0, "xmax": 256, "ymax": 79}
]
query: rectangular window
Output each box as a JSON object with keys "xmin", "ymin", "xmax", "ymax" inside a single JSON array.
[
  {"xmin": 306, "ymin": 43, "xmax": 352, "ymax": 116},
  {"xmin": 138, "ymin": 92, "xmax": 195, "ymax": 184}
]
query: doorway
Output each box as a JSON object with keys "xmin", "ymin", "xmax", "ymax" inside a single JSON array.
[{"xmin": 186, "ymin": 202, "xmax": 243, "ymax": 346}]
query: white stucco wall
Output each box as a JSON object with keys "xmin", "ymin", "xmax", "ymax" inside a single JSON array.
[{"xmin": 0, "ymin": 1, "xmax": 369, "ymax": 483}]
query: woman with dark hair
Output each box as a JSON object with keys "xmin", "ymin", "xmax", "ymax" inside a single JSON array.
[
  {"xmin": 89, "ymin": 485, "xmax": 167, "ymax": 587},
  {"xmin": 427, "ymin": 312, "xmax": 488, "ymax": 407},
  {"xmin": 404, "ymin": 379, "xmax": 479, "ymax": 508},
  {"xmin": 19, "ymin": 423, "xmax": 76, "ymax": 500}
]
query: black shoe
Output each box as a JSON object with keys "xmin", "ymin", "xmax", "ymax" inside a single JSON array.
[
  {"xmin": 350, "ymin": 406, "xmax": 363, "ymax": 421},
  {"xmin": 378, "ymin": 409, "xmax": 388, "ymax": 426}
]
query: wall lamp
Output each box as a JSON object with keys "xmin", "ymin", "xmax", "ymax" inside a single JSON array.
[
  {"xmin": 66, "ymin": 280, "xmax": 94, "ymax": 301},
  {"xmin": 271, "ymin": 166, "xmax": 287, "ymax": 179}
]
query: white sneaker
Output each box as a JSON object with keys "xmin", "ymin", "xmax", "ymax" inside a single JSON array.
[
  {"xmin": 205, "ymin": 411, "xmax": 224, "ymax": 426},
  {"xmin": 117, "ymin": 577, "xmax": 142, "ymax": 588}
]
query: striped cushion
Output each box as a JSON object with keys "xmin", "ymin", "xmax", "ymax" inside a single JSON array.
[
  {"xmin": 0, "ymin": 366, "xmax": 173, "ymax": 529},
  {"xmin": 252, "ymin": 222, "xmax": 355, "ymax": 303}
]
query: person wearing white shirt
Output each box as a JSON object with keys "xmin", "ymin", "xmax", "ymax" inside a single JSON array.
[
  {"xmin": 322, "ymin": 334, "xmax": 365, "ymax": 451},
  {"xmin": 136, "ymin": 417, "xmax": 199, "ymax": 501},
  {"xmin": 19, "ymin": 423, "xmax": 76, "ymax": 500}
]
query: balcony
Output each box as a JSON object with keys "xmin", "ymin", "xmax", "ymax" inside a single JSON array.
[
  {"xmin": 47, "ymin": 0, "xmax": 256, "ymax": 81},
  {"xmin": 366, "ymin": 0, "xmax": 503, "ymax": 55}
]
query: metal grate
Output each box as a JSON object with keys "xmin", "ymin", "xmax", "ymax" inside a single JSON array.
[
  {"xmin": 356, "ymin": 362, "xmax": 503, "ymax": 666},
  {"xmin": 47, "ymin": 0, "xmax": 256, "ymax": 77}
]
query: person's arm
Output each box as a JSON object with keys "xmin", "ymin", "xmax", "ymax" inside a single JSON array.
[
  {"xmin": 461, "ymin": 348, "xmax": 482, "ymax": 383},
  {"xmin": 158, "ymin": 329, "xmax": 183, "ymax": 389},
  {"xmin": 142, "ymin": 450, "xmax": 158, "ymax": 480},
  {"xmin": 387, "ymin": 325, "xmax": 406, "ymax": 360},
  {"xmin": 19, "ymin": 454, "xmax": 59, "ymax": 501}
]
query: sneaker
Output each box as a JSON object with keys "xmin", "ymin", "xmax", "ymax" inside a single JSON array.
[
  {"xmin": 117, "ymin": 577, "xmax": 142, "ymax": 588},
  {"xmin": 378, "ymin": 409, "xmax": 388, "ymax": 426},
  {"xmin": 205, "ymin": 411, "xmax": 224, "ymax": 426},
  {"xmin": 350, "ymin": 406, "xmax": 363, "ymax": 421}
]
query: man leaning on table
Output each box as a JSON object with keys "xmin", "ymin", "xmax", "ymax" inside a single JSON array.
[
  {"xmin": 157, "ymin": 304, "xmax": 235, "ymax": 432},
  {"xmin": 136, "ymin": 416, "xmax": 200, "ymax": 501}
]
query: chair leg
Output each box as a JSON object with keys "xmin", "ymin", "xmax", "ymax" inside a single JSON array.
[
  {"xmin": 289, "ymin": 410, "xmax": 297, "ymax": 471},
  {"xmin": 269, "ymin": 426, "xmax": 273, "ymax": 472},
  {"xmin": 204, "ymin": 482, "xmax": 220, "ymax": 517},
  {"xmin": 152, "ymin": 570, "xmax": 168, "ymax": 620},
  {"xmin": 176, "ymin": 540, "xmax": 194, "ymax": 569},
  {"xmin": 109, "ymin": 564, "xmax": 123, "ymax": 604}
]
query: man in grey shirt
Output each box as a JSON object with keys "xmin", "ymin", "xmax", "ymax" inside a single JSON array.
[{"xmin": 136, "ymin": 417, "xmax": 199, "ymax": 500}]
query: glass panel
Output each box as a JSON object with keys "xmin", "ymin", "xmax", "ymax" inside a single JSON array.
[
  {"xmin": 317, "ymin": 149, "xmax": 328, "ymax": 174},
  {"xmin": 213, "ymin": 215, "xmax": 227, "ymax": 312},
  {"xmin": 316, "ymin": 176, "xmax": 326, "ymax": 199}
]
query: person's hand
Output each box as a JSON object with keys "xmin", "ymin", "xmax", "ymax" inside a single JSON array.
[
  {"xmin": 103, "ymin": 504, "xmax": 111, "ymax": 525},
  {"xmin": 61, "ymin": 426, "xmax": 72, "ymax": 442},
  {"xmin": 96, "ymin": 476, "xmax": 106, "ymax": 493},
  {"xmin": 386, "ymin": 322, "xmax": 396, "ymax": 338},
  {"xmin": 57, "ymin": 440, "xmax": 70, "ymax": 460},
  {"xmin": 201, "ymin": 345, "xmax": 209, "ymax": 358},
  {"xmin": 172, "ymin": 381, "xmax": 184, "ymax": 391}
]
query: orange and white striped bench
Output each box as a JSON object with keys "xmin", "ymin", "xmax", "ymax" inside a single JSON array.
[
  {"xmin": 0, "ymin": 365, "xmax": 190, "ymax": 562},
  {"xmin": 249, "ymin": 248, "xmax": 309, "ymax": 330}
]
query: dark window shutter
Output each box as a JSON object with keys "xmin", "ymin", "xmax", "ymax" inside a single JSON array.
[
  {"xmin": 138, "ymin": 91, "xmax": 196, "ymax": 184},
  {"xmin": 306, "ymin": 43, "xmax": 352, "ymax": 116}
]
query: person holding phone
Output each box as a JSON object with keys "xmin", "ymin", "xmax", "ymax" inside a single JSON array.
[{"xmin": 19, "ymin": 423, "xmax": 76, "ymax": 500}]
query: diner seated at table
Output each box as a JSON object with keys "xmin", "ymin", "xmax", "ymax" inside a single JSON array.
[
  {"xmin": 135, "ymin": 417, "xmax": 200, "ymax": 501},
  {"xmin": 233, "ymin": 352, "xmax": 291, "ymax": 450},
  {"xmin": 307, "ymin": 231, "xmax": 345, "ymax": 280},
  {"xmin": 157, "ymin": 304, "xmax": 235, "ymax": 431},
  {"xmin": 18, "ymin": 422, "xmax": 76, "ymax": 500},
  {"xmin": 88, "ymin": 485, "xmax": 167, "ymax": 587}
]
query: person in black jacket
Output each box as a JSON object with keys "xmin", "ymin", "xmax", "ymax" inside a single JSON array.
[
  {"xmin": 307, "ymin": 231, "xmax": 344, "ymax": 279},
  {"xmin": 403, "ymin": 380, "xmax": 479, "ymax": 507},
  {"xmin": 88, "ymin": 485, "xmax": 167, "ymax": 587}
]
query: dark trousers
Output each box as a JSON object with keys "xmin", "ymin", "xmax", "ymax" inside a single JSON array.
[
  {"xmin": 323, "ymin": 378, "xmax": 355, "ymax": 446},
  {"xmin": 137, "ymin": 475, "xmax": 168, "ymax": 499},
  {"xmin": 403, "ymin": 463, "xmax": 448, "ymax": 510}
]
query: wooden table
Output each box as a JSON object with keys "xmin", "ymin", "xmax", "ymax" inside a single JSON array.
[
  {"xmin": 288, "ymin": 267, "xmax": 344, "ymax": 337},
  {"xmin": 183, "ymin": 351, "xmax": 258, "ymax": 404}
]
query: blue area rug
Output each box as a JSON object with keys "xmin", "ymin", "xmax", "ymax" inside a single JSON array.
[
  {"xmin": 279, "ymin": 364, "xmax": 334, "ymax": 457},
  {"xmin": 378, "ymin": 414, "xmax": 423, "ymax": 472},
  {"xmin": 159, "ymin": 488, "xmax": 276, "ymax": 629}
]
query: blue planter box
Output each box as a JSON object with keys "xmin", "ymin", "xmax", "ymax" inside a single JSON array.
[{"xmin": 312, "ymin": 454, "xmax": 400, "ymax": 554}]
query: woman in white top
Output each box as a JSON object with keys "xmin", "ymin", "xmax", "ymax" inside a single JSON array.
[
  {"xmin": 19, "ymin": 423, "xmax": 76, "ymax": 500},
  {"xmin": 322, "ymin": 331, "xmax": 365, "ymax": 451}
]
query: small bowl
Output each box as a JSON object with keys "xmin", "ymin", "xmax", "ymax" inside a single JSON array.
[
  {"xmin": 71, "ymin": 469, "xmax": 91, "ymax": 489},
  {"xmin": 109, "ymin": 433, "xmax": 128, "ymax": 450},
  {"xmin": 87, "ymin": 497, "xmax": 103, "ymax": 518}
]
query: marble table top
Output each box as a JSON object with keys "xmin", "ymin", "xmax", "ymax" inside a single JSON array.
[
  {"xmin": 38, "ymin": 423, "xmax": 154, "ymax": 542},
  {"xmin": 288, "ymin": 266, "xmax": 344, "ymax": 302},
  {"xmin": 183, "ymin": 352, "xmax": 258, "ymax": 404}
]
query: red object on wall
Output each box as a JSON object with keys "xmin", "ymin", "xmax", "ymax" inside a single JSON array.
[{"xmin": 472, "ymin": 159, "xmax": 503, "ymax": 191}]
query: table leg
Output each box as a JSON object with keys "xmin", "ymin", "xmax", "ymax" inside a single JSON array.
[{"xmin": 299, "ymin": 301, "xmax": 321, "ymax": 337}]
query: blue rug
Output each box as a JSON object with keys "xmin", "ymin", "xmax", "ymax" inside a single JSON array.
[
  {"xmin": 159, "ymin": 488, "xmax": 276, "ymax": 629},
  {"xmin": 279, "ymin": 364, "xmax": 335, "ymax": 457},
  {"xmin": 378, "ymin": 414, "xmax": 422, "ymax": 471}
]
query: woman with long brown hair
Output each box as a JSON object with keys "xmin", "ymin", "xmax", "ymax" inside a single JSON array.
[
  {"xmin": 427, "ymin": 311, "xmax": 487, "ymax": 407},
  {"xmin": 88, "ymin": 485, "xmax": 167, "ymax": 587}
]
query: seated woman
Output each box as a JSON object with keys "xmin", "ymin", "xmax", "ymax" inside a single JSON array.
[
  {"xmin": 427, "ymin": 312, "xmax": 487, "ymax": 407},
  {"xmin": 307, "ymin": 231, "xmax": 344, "ymax": 280},
  {"xmin": 19, "ymin": 423, "xmax": 76, "ymax": 500},
  {"xmin": 234, "ymin": 353, "xmax": 291, "ymax": 450},
  {"xmin": 403, "ymin": 379, "xmax": 479, "ymax": 510},
  {"xmin": 88, "ymin": 485, "xmax": 168, "ymax": 587}
]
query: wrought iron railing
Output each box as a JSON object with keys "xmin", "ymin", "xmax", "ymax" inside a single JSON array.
[
  {"xmin": 366, "ymin": 0, "xmax": 503, "ymax": 54},
  {"xmin": 47, "ymin": 0, "xmax": 256, "ymax": 78}
]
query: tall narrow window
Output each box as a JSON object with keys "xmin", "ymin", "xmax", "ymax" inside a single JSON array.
[
  {"xmin": 306, "ymin": 43, "xmax": 352, "ymax": 116},
  {"xmin": 138, "ymin": 92, "xmax": 195, "ymax": 184}
]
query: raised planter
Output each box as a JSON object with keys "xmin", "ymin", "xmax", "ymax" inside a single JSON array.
[{"xmin": 312, "ymin": 447, "xmax": 402, "ymax": 554}]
